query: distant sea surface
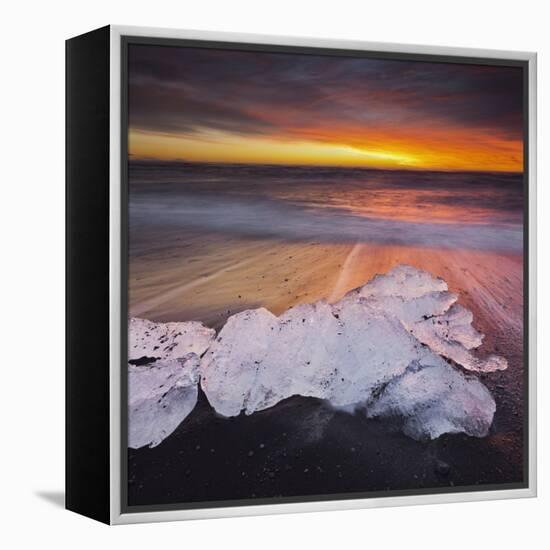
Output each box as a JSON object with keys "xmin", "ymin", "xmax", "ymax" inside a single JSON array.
[{"xmin": 129, "ymin": 161, "xmax": 524, "ymax": 253}]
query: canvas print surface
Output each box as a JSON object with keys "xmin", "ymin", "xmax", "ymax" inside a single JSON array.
[{"xmin": 125, "ymin": 41, "xmax": 526, "ymax": 509}]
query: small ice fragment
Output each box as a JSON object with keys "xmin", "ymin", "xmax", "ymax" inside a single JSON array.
[
  {"xmin": 127, "ymin": 318, "xmax": 215, "ymax": 448},
  {"xmin": 410, "ymin": 304, "xmax": 507, "ymax": 372},
  {"xmin": 128, "ymin": 353, "xmax": 201, "ymax": 449},
  {"xmin": 367, "ymin": 362, "xmax": 496, "ymax": 440},
  {"xmin": 129, "ymin": 317, "xmax": 215, "ymax": 362}
]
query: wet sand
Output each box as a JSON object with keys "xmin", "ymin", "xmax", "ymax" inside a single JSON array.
[
  {"xmin": 129, "ymin": 234, "xmax": 523, "ymax": 337},
  {"xmin": 128, "ymin": 235, "xmax": 525, "ymax": 507}
]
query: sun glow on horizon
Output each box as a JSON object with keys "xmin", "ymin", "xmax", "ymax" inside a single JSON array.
[{"xmin": 129, "ymin": 128, "xmax": 523, "ymax": 172}]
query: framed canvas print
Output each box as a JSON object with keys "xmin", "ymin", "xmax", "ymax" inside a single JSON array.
[{"xmin": 66, "ymin": 25, "xmax": 537, "ymax": 525}]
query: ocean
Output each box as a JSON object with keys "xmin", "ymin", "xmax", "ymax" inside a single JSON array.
[{"xmin": 129, "ymin": 161, "xmax": 524, "ymax": 254}]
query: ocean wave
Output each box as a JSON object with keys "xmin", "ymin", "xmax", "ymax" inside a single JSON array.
[{"xmin": 130, "ymin": 190, "xmax": 522, "ymax": 252}]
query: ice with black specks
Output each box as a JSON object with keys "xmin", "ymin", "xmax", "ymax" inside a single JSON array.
[
  {"xmin": 128, "ymin": 354, "xmax": 201, "ymax": 449},
  {"xmin": 128, "ymin": 319, "xmax": 215, "ymax": 448}
]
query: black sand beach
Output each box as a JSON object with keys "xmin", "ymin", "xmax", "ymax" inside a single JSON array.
[{"xmin": 128, "ymin": 366, "xmax": 524, "ymax": 507}]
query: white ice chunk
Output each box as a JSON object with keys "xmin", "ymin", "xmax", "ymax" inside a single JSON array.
[
  {"xmin": 356, "ymin": 263, "xmax": 449, "ymax": 300},
  {"xmin": 128, "ymin": 318, "xmax": 215, "ymax": 448},
  {"xmin": 128, "ymin": 353, "xmax": 200, "ymax": 448},
  {"xmin": 129, "ymin": 317, "xmax": 215, "ymax": 362},
  {"xmin": 367, "ymin": 362, "xmax": 496, "ymax": 440},
  {"xmin": 200, "ymin": 265, "xmax": 503, "ymax": 440},
  {"xmin": 129, "ymin": 265, "xmax": 505, "ymax": 447},
  {"xmin": 201, "ymin": 300, "xmax": 444, "ymax": 416},
  {"xmin": 340, "ymin": 290, "xmax": 458, "ymax": 326},
  {"xmin": 340, "ymin": 265, "xmax": 507, "ymax": 372},
  {"xmin": 200, "ymin": 307, "xmax": 278, "ymax": 417},
  {"xmin": 410, "ymin": 303, "xmax": 507, "ymax": 372},
  {"xmin": 200, "ymin": 299, "xmax": 496, "ymax": 441}
]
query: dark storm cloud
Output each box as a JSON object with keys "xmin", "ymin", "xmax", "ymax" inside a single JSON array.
[{"xmin": 128, "ymin": 44, "xmax": 523, "ymax": 140}]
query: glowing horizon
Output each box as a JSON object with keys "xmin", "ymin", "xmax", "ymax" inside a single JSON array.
[
  {"xmin": 128, "ymin": 46, "xmax": 524, "ymax": 173},
  {"xmin": 129, "ymin": 128, "xmax": 522, "ymax": 172}
]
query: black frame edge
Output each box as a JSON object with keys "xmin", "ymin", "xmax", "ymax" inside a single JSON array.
[{"xmin": 66, "ymin": 24, "xmax": 111, "ymax": 525}]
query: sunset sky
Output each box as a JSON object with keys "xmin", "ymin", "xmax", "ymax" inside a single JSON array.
[{"xmin": 128, "ymin": 44, "xmax": 524, "ymax": 172}]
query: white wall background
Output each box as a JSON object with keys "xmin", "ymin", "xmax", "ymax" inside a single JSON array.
[{"xmin": 1, "ymin": 0, "xmax": 547, "ymax": 546}]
